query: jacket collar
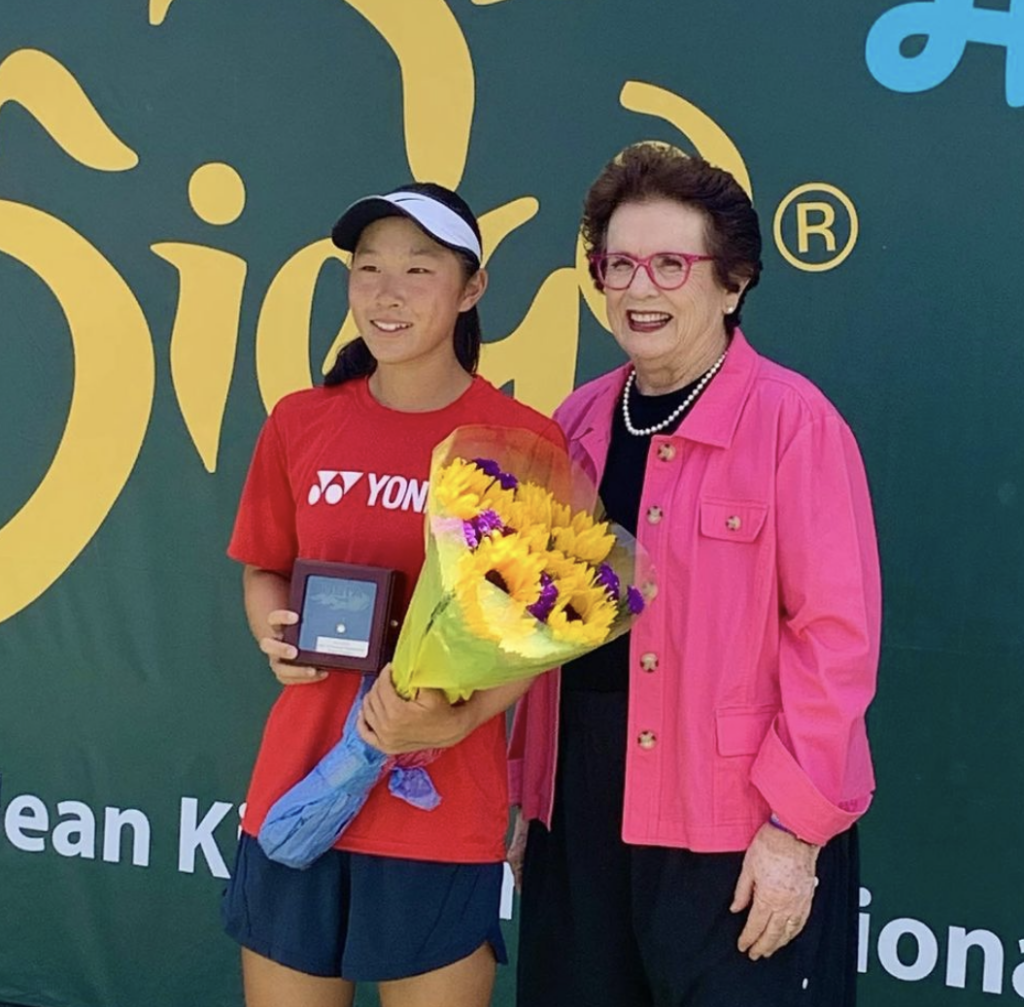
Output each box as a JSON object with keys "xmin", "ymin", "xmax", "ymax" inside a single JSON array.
[
  {"xmin": 573, "ymin": 329, "xmax": 762, "ymax": 454},
  {"xmin": 671, "ymin": 329, "xmax": 760, "ymax": 448}
]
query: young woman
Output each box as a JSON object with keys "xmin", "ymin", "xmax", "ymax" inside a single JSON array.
[{"xmin": 223, "ymin": 182, "xmax": 562, "ymax": 1007}]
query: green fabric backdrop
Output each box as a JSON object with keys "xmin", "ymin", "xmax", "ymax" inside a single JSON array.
[{"xmin": 1, "ymin": 1, "xmax": 1021, "ymax": 1004}]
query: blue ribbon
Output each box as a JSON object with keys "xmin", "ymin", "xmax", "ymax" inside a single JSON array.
[{"xmin": 257, "ymin": 675, "xmax": 443, "ymax": 869}]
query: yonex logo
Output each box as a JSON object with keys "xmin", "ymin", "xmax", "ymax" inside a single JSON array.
[
  {"xmin": 306, "ymin": 471, "xmax": 429, "ymax": 513},
  {"xmin": 308, "ymin": 470, "xmax": 364, "ymax": 506}
]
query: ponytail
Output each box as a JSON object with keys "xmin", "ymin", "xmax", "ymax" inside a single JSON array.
[{"xmin": 323, "ymin": 337, "xmax": 376, "ymax": 386}]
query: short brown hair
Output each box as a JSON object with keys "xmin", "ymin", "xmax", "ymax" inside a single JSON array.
[{"xmin": 581, "ymin": 144, "xmax": 762, "ymax": 334}]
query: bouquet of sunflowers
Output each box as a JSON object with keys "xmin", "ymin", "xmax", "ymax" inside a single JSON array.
[{"xmin": 259, "ymin": 425, "xmax": 653, "ymax": 869}]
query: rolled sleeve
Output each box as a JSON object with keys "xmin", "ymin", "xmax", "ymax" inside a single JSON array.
[{"xmin": 750, "ymin": 416, "xmax": 881, "ymax": 845}]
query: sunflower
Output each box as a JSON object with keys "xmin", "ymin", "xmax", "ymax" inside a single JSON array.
[
  {"xmin": 551, "ymin": 509, "xmax": 616, "ymax": 565},
  {"xmin": 542, "ymin": 549, "xmax": 588, "ymax": 585},
  {"xmin": 478, "ymin": 483, "xmax": 517, "ymax": 525},
  {"xmin": 454, "ymin": 533, "xmax": 548, "ymax": 642},
  {"xmin": 501, "ymin": 482, "xmax": 555, "ymax": 554},
  {"xmin": 432, "ymin": 458, "xmax": 518, "ymax": 520},
  {"xmin": 545, "ymin": 559, "xmax": 618, "ymax": 646},
  {"xmin": 511, "ymin": 482, "xmax": 555, "ymax": 528},
  {"xmin": 550, "ymin": 498, "xmax": 573, "ymax": 529},
  {"xmin": 432, "ymin": 458, "xmax": 500, "ymax": 520}
]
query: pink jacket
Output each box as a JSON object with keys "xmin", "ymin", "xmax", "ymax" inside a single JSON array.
[{"xmin": 509, "ymin": 331, "xmax": 881, "ymax": 850}]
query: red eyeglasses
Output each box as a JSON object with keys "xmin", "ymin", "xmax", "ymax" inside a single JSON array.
[{"xmin": 589, "ymin": 251, "xmax": 715, "ymax": 290}]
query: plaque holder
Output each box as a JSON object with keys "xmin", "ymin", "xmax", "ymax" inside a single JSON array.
[{"xmin": 283, "ymin": 559, "xmax": 400, "ymax": 673}]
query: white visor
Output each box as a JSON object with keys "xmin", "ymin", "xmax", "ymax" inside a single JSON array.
[{"xmin": 332, "ymin": 190, "xmax": 482, "ymax": 262}]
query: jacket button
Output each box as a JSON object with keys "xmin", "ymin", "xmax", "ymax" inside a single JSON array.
[
  {"xmin": 646, "ymin": 505, "xmax": 663, "ymax": 525},
  {"xmin": 640, "ymin": 652, "xmax": 659, "ymax": 672},
  {"xmin": 726, "ymin": 515, "xmax": 742, "ymax": 531},
  {"xmin": 657, "ymin": 442, "xmax": 676, "ymax": 461},
  {"xmin": 638, "ymin": 730, "xmax": 657, "ymax": 750}
]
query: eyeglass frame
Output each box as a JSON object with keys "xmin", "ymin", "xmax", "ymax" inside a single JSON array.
[{"xmin": 589, "ymin": 250, "xmax": 716, "ymax": 291}]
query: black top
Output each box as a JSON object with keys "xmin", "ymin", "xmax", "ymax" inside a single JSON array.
[{"xmin": 560, "ymin": 371, "xmax": 708, "ymax": 693}]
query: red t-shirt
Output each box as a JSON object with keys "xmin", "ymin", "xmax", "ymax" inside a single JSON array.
[{"xmin": 228, "ymin": 375, "xmax": 563, "ymax": 863}]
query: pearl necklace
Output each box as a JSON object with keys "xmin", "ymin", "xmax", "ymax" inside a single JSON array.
[{"xmin": 621, "ymin": 350, "xmax": 728, "ymax": 437}]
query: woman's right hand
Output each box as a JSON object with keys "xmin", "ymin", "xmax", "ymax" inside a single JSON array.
[
  {"xmin": 507, "ymin": 810, "xmax": 529, "ymax": 892},
  {"xmin": 258, "ymin": 609, "xmax": 327, "ymax": 685}
]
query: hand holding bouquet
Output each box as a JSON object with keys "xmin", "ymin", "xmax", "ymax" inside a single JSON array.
[{"xmin": 258, "ymin": 425, "xmax": 654, "ymax": 868}]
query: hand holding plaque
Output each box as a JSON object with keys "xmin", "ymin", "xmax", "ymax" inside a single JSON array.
[
  {"xmin": 283, "ymin": 560, "xmax": 400, "ymax": 673},
  {"xmin": 259, "ymin": 425, "xmax": 655, "ymax": 871}
]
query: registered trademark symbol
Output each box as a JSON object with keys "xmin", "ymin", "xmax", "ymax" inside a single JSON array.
[{"xmin": 773, "ymin": 183, "xmax": 859, "ymax": 273}]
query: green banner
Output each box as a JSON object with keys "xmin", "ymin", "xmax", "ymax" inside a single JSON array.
[{"xmin": 1, "ymin": 1, "xmax": 1022, "ymax": 1005}]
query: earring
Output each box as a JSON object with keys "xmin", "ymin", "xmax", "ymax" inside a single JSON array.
[{"xmin": 725, "ymin": 305, "xmax": 735, "ymax": 314}]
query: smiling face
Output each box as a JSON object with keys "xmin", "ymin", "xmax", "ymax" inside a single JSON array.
[
  {"xmin": 347, "ymin": 215, "xmax": 485, "ymax": 370},
  {"xmin": 603, "ymin": 199, "xmax": 737, "ymax": 372}
]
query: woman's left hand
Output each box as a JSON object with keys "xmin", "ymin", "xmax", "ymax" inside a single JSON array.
[
  {"xmin": 357, "ymin": 665, "xmax": 472, "ymax": 754},
  {"xmin": 730, "ymin": 822, "xmax": 821, "ymax": 960}
]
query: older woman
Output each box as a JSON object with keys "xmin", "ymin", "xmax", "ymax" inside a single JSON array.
[{"xmin": 508, "ymin": 145, "xmax": 880, "ymax": 1007}]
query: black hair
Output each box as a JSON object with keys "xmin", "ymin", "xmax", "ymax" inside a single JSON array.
[{"xmin": 324, "ymin": 182, "xmax": 483, "ymax": 386}]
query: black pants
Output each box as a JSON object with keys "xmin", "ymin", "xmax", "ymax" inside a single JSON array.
[{"xmin": 517, "ymin": 691, "xmax": 859, "ymax": 1007}]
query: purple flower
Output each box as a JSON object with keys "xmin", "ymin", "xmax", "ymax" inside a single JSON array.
[
  {"xmin": 527, "ymin": 573, "xmax": 559, "ymax": 623},
  {"xmin": 473, "ymin": 457, "xmax": 502, "ymax": 478},
  {"xmin": 626, "ymin": 585, "xmax": 645, "ymax": 615},
  {"xmin": 596, "ymin": 563, "xmax": 621, "ymax": 602},
  {"xmin": 463, "ymin": 509, "xmax": 505, "ymax": 549},
  {"xmin": 476, "ymin": 509, "xmax": 504, "ymax": 537},
  {"xmin": 473, "ymin": 457, "xmax": 519, "ymax": 491}
]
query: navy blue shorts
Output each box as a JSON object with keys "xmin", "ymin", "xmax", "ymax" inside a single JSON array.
[{"xmin": 222, "ymin": 833, "xmax": 507, "ymax": 982}]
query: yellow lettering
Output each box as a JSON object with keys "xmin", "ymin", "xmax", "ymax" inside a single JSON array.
[
  {"xmin": 476, "ymin": 197, "xmax": 577, "ymax": 414},
  {"xmin": 619, "ymin": 81, "xmax": 752, "ymax": 198},
  {"xmin": 480, "ymin": 267, "xmax": 579, "ymax": 416},
  {"xmin": 576, "ymin": 228, "xmax": 610, "ymax": 333},
  {"xmin": 149, "ymin": 0, "xmax": 177, "ymax": 26},
  {"xmin": 256, "ymin": 239, "xmax": 349, "ymax": 412},
  {"xmin": 152, "ymin": 164, "xmax": 248, "ymax": 473},
  {"xmin": 342, "ymin": 0, "xmax": 473, "ymax": 188},
  {"xmin": 479, "ymin": 197, "xmax": 539, "ymax": 265},
  {"xmin": 0, "ymin": 49, "xmax": 138, "ymax": 170},
  {"xmin": 0, "ymin": 48, "xmax": 150, "ymax": 623},
  {"xmin": 188, "ymin": 162, "xmax": 246, "ymax": 226},
  {"xmin": 0, "ymin": 202, "xmax": 154, "ymax": 624},
  {"xmin": 797, "ymin": 201, "xmax": 837, "ymax": 253}
]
